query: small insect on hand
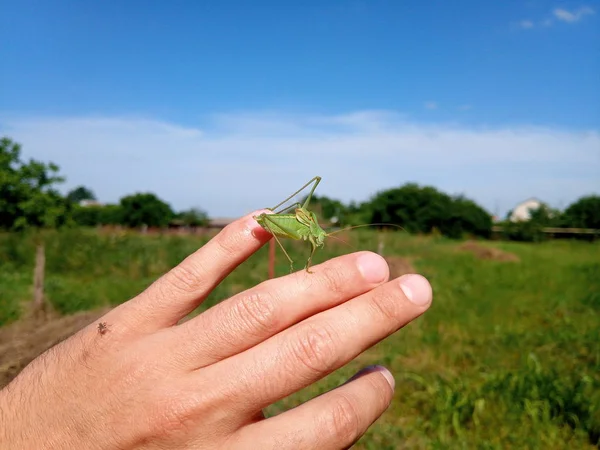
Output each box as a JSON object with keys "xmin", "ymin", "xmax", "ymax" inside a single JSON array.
[
  {"xmin": 254, "ymin": 176, "xmax": 328, "ymax": 274},
  {"xmin": 97, "ymin": 322, "xmax": 109, "ymax": 335}
]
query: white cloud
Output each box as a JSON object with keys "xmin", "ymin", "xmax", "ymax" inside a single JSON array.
[
  {"xmin": 1, "ymin": 111, "xmax": 599, "ymax": 219},
  {"xmin": 513, "ymin": 6, "xmax": 594, "ymax": 29},
  {"xmin": 541, "ymin": 18, "xmax": 554, "ymax": 27},
  {"xmin": 424, "ymin": 101, "xmax": 438, "ymax": 110},
  {"xmin": 553, "ymin": 6, "xmax": 595, "ymax": 23},
  {"xmin": 519, "ymin": 20, "xmax": 535, "ymax": 29}
]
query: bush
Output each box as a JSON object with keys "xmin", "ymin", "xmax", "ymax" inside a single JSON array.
[
  {"xmin": 357, "ymin": 183, "xmax": 492, "ymax": 238},
  {"xmin": 562, "ymin": 195, "xmax": 600, "ymax": 229},
  {"xmin": 119, "ymin": 193, "xmax": 174, "ymax": 228}
]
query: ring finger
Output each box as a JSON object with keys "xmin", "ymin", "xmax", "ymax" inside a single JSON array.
[{"xmin": 197, "ymin": 273, "xmax": 432, "ymax": 418}]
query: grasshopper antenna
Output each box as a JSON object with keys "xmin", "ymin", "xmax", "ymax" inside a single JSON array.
[
  {"xmin": 326, "ymin": 233, "xmax": 357, "ymax": 250},
  {"xmin": 326, "ymin": 223, "xmax": 406, "ymax": 236}
]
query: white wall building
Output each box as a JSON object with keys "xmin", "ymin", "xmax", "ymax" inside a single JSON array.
[{"xmin": 509, "ymin": 198, "xmax": 544, "ymax": 222}]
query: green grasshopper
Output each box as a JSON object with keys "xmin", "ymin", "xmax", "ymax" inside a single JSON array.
[
  {"xmin": 254, "ymin": 176, "xmax": 327, "ymax": 274},
  {"xmin": 254, "ymin": 176, "xmax": 403, "ymax": 274}
]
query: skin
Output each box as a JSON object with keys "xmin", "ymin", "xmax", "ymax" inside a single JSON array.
[{"xmin": 0, "ymin": 210, "xmax": 433, "ymax": 449}]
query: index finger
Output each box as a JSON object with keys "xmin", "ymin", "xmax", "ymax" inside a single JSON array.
[{"xmin": 111, "ymin": 210, "xmax": 272, "ymax": 334}]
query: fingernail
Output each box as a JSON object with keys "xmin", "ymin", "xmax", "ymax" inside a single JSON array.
[
  {"xmin": 399, "ymin": 274, "xmax": 432, "ymax": 306},
  {"xmin": 357, "ymin": 253, "xmax": 388, "ymax": 284},
  {"xmin": 249, "ymin": 208, "xmax": 271, "ymax": 221},
  {"xmin": 365, "ymin": 365, "xmax": 395, "ymax": 389},
  {"xmin": 249, "ymin": 209, "xmax": 272, "ymax": 238}
]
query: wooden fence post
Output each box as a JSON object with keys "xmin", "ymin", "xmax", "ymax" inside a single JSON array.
[
  {"xmin": 33, "ymin": 243, "xmax": 46, "ymax": 313},
  {"xmin": 377, "ymin": 230, "xmax": 385, "ymax": 256}
]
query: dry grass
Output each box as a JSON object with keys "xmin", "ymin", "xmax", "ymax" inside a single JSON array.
[
  {"xmin": 385, "ymin": 256, "xmax": 416, "ymax": 278},
  {"xmin": 458, "ymin": 240, "xmax": 520, "ymax": 262},
  {"xmin": 0, "ymin": 307, "xmax": 110, "ymax": 388}
]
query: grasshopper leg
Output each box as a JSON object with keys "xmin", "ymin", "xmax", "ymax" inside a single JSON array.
[
  {"xmin": 272, "ymin": 202, "xmax": 302, "ymax": 215},
  {"xmin": 259, "ymin": 214, "xmax": 297, "ymax": 273},
  {"xmin": 305, "ymin": 236, "xmax": 319, "ymax": 273},
  {"xmin": 270, "ymin": 176, "xmax": 321, "ymax": 212}
]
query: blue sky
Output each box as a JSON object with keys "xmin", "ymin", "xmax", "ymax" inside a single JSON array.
[{"xmin": 1, "ymin": 0, "xmax": 598, "ymax": 217}]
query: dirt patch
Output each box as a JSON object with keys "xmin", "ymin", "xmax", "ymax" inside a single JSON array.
[
  {"xmin": 0, "ymin": 307, "xmax": 110, "ymax": 389},
  {"xmin": 384, "ymin": 256, "xmax": 416, "ymax": 278},
  {"xmin": 458, "ymin": 241, "xmax": 520, "ymax": 262},
  {"xmin": 0, "ymin": 256, "xmax": 416, "ymax": 390}
]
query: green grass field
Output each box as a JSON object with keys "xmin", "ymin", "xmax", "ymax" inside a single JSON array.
[{"xmin": 1, "ymin": 229, "xmax": 599, "ymax": 449}]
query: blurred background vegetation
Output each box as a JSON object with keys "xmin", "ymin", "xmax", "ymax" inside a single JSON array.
[
  {"xmin": 1, "ymin": 135, "xmax": 599, "ymax": 448},
  {"xmin": 2, "ymin": 136, "xmax": 598, "ymax": 241}
]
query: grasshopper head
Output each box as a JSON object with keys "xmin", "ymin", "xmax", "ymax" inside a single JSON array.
[{"xmin": 316, "ymin": 230, "xmax": 326, "ymax": 247}]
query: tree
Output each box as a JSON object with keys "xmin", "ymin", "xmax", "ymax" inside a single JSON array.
[
  {"xmin": 358, "ymin": 183, "xmax": 492, "ymax": 238},
  {"xmin": 99, "ymin": 204, "xmax": 124, "ymax": 225},
  {"xmin": 562, "ymin": 195, "xmax": 600, "ymax": 229},
  {"xmin": 345, "ymin": 200, "xmax": 373, "ymax": 227},
  {"xmin": 176, "ymin": 208, "xmax": 209, "ymax": 227},
  {"xmin": 446, "ymin": 195, "xmax": 493, "ymax": 239},
  {"xmin": 0, "ymin": 136, "xmax": 72, "ymax": 317},
  {"xmin": 366, "ymin": 184, "xmax": 449, "ymax": 233},
  {"xmin": 72, "ymin": 205, "xmax": 102, "ymax": 226},
  {"xmin": 0, "ymin": 136, "xmax": 71, "ymax": 230},
  {"xmin": 308, "ymin": 195, "xmax": 348, "ymax": 225},
  {"xmin": 67, "ymin": 186, "xmax": 96, "ymax": 203},
  {"xmin": 71, "ymin": 203, "xmax": 125, "ymax": 227},
  {"xmin": 119, "ymin": 193, "xmax": 174, "ymax": 228}
]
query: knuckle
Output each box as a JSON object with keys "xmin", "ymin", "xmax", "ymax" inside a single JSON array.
[
  {"xmin": 290, "ymin": 322, "xmax": 339, "ymax": 374},
  {"xmin": 213, "ymin": 225, "xmax": 244, "ymax": 259},
  {"xmin": 166, "ymin": 261, "xmax": 205, "ymax": 293},
  {"xmin": 318, "ymin": 265, "xmax": 348, "ymax": 296},
  {"xmin": 324, "ymin": 394, "xmax": 362, "ymax": 444},
  {"xmin": 234, "ymin": 291, "xmax": 278, "ymax": 336},
  {"xmin": 368, "ymin": 289, "xmax": 403, "ymax": 324},
  {"xmin": 149, "ymin": 392, "xmax": 195, "ymax": 438}
]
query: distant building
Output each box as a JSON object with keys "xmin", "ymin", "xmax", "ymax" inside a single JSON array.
[
  {"xmin": 208, "ymin": 217, "xmax": 236, "ymax": 228},
  {"xmin": 508, "ymin": 198, "xmax": 544, "ymax": 222}
]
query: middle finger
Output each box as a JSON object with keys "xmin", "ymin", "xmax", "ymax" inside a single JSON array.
[
  {"xmin": 163, "ymin": 251, "xmax": 390, "ymax": 369},
  {"xmin": 197, "ymin": 272, "xmax": 432, "ymax": 417}
]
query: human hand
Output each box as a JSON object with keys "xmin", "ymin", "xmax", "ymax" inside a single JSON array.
[{"xmin": 0, "ymin": 210, "xmax": 432, "ymax": 449}]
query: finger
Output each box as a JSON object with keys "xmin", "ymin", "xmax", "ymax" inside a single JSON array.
[
  {"xmin": 111, "ymin": 210, "xmax": 272, "ymax": 333},
  {"xmin": 202, "ymin": 273, "xmax": 432, "ymax": 417},
  {"xmin": 164, "ymin": 251, "xmax": 389, "ymax": 369},
  {"xmin": 233, "ymin": 365, "xmax": 395, "ymax": 450}
]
